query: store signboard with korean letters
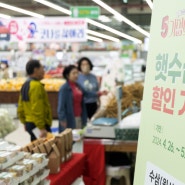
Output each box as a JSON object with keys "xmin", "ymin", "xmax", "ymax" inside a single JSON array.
[
  {"xmin": 0, "ymin": 17, "xmax": 87, "ymax": 42},
  {"xmin": 134, "ymin": 0, "xmax": 185, "ymax": 184}
]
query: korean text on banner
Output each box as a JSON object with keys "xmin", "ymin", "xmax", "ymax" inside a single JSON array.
[
  {"xmin": 134, "ymin": 0, "xmax": 185, "ymax": 184},
  {"xmin": 0, "ymin": 17, "xmax": 87, "ymax": 42}
]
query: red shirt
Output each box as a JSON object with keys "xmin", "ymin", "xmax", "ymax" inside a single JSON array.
[{"xmin": 69, "ymin": 81, "xmax": 83, "ymax": 117}]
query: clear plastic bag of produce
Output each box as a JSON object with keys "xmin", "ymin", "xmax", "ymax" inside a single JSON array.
[{"xmin": 0, "ymin": 109, "xmax": 17, "ymax": 138}]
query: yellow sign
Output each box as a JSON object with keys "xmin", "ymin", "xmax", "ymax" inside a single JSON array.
[{"xmin": 134, "ymin": 0, "xmax": 185, "ymax": 184}]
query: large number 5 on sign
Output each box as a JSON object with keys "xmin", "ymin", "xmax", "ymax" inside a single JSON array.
[{"xmin": 161, "ymin": 16, "xmax": 169, "ymax": 38}]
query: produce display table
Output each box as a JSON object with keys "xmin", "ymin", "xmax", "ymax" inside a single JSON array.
[
  {"xmin": 48, "ymin": 153, "xmax": 86, "ymax": 185},
  {"xmin": 0, "ymin": 91, "xmax": 58, "ymax": 118},
  {"xmin": 83, "ymin": 139, "xmax": 138, "ymax": 185}
]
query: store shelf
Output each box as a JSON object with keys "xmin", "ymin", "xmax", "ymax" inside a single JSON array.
[{"xmin": 0, "ymin": 91, "xmax": 58, "ymax": 118}]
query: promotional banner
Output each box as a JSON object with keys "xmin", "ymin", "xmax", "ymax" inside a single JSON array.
[
  {"xmin": 134, "ymin": 0, "xmax": 185, "ymax": 184},
  {"xmin": 0, "ymin": 17, "xmax": 87, "ymax": 42}
]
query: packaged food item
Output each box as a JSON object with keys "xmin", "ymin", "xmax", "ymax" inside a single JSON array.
[
  {"xmin": 47, "ymin": 138, "xmax": 55, "ymax": 147},
  {"xmin": 0, "ymin": 152, "xmax": 13, "ymax": 163},
  {"xmin": 31, "ymin": 153, "xmax": 46, "ymax": 164},
  {"xmin": 44, "ymin": 142, "xmax": 52, "ymax": 154},
  {"xmin": 26, "ymin": 144, "xmax": 34, "ymax": 152},
  {"xmin": 48, "ymin": 144, "xmax": 60, "ymax": 174},
  {"xmin": 0, "ymin": 172, "xmax": 16, "ymax": 183},
  {"xmin": 23, "ymin": 152, "xmax": 31, "ymax": 159},
  {"xmin": 32, "ymin": 146, "xmax": 40, "ymax": 153},
  {"xmin": 5, "ymin": 145, "xmax": 22, "ymax": 152},
  {"xmin": 38, "ymin": 144, "xmax": 47, "ymax": 154},
  {"xmin": 8, "ymin": 165, "xmax": 25, "ymax": 177},
  {"xmin": 27, "ymin": 176, "xmax": 34, "ymax": 184},
  {"xmin": 66, "ymin": 129, "xmax": 73, "ymax": 158},
  {"xmin": 62, "ymin": 129, "xmax": 73, "ymax": 161},
  {"xmin": 32, "ymin": 140, "xmax": 40, "ymax": 147},
  {"xmin": 22, "ymin": 146, "xmax": 30, "ymax": 153},
  {"xmin": 17, "ymin": 159, "xmax": 36, "ymax": 172},
  {"xmin": 55, "ymin": 135, "xmax": 65, "ymax": 163}
]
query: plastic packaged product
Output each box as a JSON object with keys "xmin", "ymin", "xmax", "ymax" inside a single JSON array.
[
  {"xmin": 31, "ymin": 153, "xmax": 46, "ymax": 164},
  {"xmin": 0, "ymin": 151, "xmax": 16, "ymax": 163},
  {"xmin": 8, "ymin": 165, "xmax": 25, "ymax": 177},
  {"xmin": 17, "ymin": 159, "xmax": 37, "ymax": 172},
  {"xmin": 0, "ymin": 172, "xmax": 16, "ymax": 183}
]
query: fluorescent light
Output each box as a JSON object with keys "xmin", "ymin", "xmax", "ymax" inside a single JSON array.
[
  {"xmin": 33, "ymin": 0, "xmax": 142, "ymax": 43},
  {"xmin": 91, "ymin": 0, "xmax": 150, "ymax": 37},
  {"xmin": 87, "ymin": 35, "xmax": 103, "ymax": 42},
  {"xmin": 113, "ymin": 15, "xmax": 122, "ymax": 22},
  {"xmin": 0, "ymin": 2, "xmax": 44, "ymax": 18},
  {"xmin": 87, "ymin": 19, "xmax": 142, "ymax": 44},
  {"xmin": 34, "ymin": 0, "xmax": 71, "ymax": 15},
  {"xmin": 98, "ymin": 15, "xmax": 111, "ymax": 23},
  {"xmin": 0, "ymin": 13, "xmax": 11, "ymax": 19},
  {"xmin": 145, "ymin": 0, "xmax": 153, "ymax": 9},
  {"xmin": 87, "ymin": 29, "xmax": 120, "ymax": 42}
]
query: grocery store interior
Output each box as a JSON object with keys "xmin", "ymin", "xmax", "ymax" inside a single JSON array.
[{"xmin": 0, "ymin": 0, "xmax": 152, "ymax": 185}]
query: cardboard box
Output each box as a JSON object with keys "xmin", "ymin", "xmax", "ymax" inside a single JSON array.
[
  {"xmin": 47, "ymin": 138, "xmax": 55, "ymax": 147},
  {"xmin": 27, "ymin": 144, "xmax": 34, "ymax": 152},
  {"xmin": 62, "ymin": 129, "xmax": 73, "ymax": 160},
  {"xmin": 22, "ymin": 146, "xmax": 30, "ymax": 153},
  {"xmin": 44, "ymin": 142, "xmax": 52, "ymax": 154},
  {"xmin": 32, "ymin": 147, "xmax": 40, "ymax": 153},
  {"xmin": 48, "ymin": 144, "xmax": 60, "ymax": 174},
  {"xmin": 38, "ymin": 144, "xmax": 47, "ymax": 154},
  {"xmin": 32, "ymin": 140, "xmax": 40, "ymax": 147},
  {"xmin": 55, "ymin": 135, "xmax": 65, "ymax": 163}
]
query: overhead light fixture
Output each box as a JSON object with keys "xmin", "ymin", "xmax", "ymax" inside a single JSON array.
[
  {"xmin": 87, "ymin": 29, "xmax": 120, "ymax": 42},
  {"xmin": 98, "ymin": 15, "xmax": 111, "ymax": 23},
  {"xmin": 87, "ymin": 19, "xmax": 142, "ymax": 44},
  {"xmin": 113, "ymin": 15, "xmax": 122, "ymax": 22},
  {"xmin": 91, "ymin": 0, "xmax": 150, "ymax": 37},
  {"xmin": 145, "ymin": 0, "xmax": 153, "ymax": 9},
  {"xmin": 0, "ymin": 13, "xmax": 11, "ymax": 19},
  {"xmin": 34, "ymin": 0, "xmax": 142, "ymax": 43},
  {"xmin": 87, "ymin": 35, "xmax": 103, "ymax": 42},
  {"xmin": 0, "ymin": 2, "xmax": 44, "ymax": 18},
  {"xmin": 33, "ymin": 0, "xmax": 71, "ymax": 15}
]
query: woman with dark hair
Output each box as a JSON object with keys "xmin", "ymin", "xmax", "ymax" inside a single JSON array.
[
  {"xmin": 58, "ymin": 65, "xmax": 106, "ymax": 132},
  {"xmin": 77, "ymin": 57, "xmax": 100, "ymax": 119}
]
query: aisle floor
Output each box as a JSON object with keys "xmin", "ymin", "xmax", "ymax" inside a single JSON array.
[{"xmin": 5, "ymin": 120, "xmax": 83, "ymax": 153}]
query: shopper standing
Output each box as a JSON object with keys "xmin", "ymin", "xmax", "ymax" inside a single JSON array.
[
  {"xmin": 77, "ymin": 57, "xmax": 100, "ymax": 119},
  {"xmin": 58, "ymin": 65, "xmax": 107, "ymax": 132},
  {"xmin": 17, "ymin": 60, "xmax": 52, "ymax": 141}
]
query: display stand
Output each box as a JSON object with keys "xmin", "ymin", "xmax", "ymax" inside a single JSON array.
[{"xmin": 48, "ymin": 153, "xmax": 86, "ymax": 185}]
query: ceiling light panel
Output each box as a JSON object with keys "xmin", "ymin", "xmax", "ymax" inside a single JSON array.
[
  {"xmin": 0, "ymin": 2, "xmax": 44, "ymax": 18},
  {"xmin": 91, "ymin": 0, "xmax": 150, "ymax": 37}
]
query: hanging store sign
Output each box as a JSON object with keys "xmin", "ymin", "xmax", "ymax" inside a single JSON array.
[
  {"xmin": 0, "ymin": 17, "xmax": 87, "ymax": 42},
  {"xmin": 71, "ymin": 6, "xmax": 100, "ymax": 19},
  {"xmin": 134, "ymin": 0, "xmax": 185, "ymax": 184}
]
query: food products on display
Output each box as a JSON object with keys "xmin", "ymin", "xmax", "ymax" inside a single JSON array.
[
  {"xmin": 0, "ymin": 109, "xmax": 16, "ymax": 138},
  {"xmin": 47, "ymin": 144, "xmax": 60, "ymax": 174},
  {"xmin": 0, "ymin": 141, "xmax": 50, "ymax": 185},
  {"xmin": 0, "ymin": 78, "xmax": 66, "ymax": 92},
  {"xmin": 96, "ymin": 83, "xmax": 144, "ymax": 119}
]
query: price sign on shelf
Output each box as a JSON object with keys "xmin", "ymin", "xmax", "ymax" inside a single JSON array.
[
  {"xmin": 134, "ymin": 0, "xmax": 185, "ymax": 184},
  {"xmin": 0, "ymin": 17, "xmax": 87, "ymax": 42}
]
